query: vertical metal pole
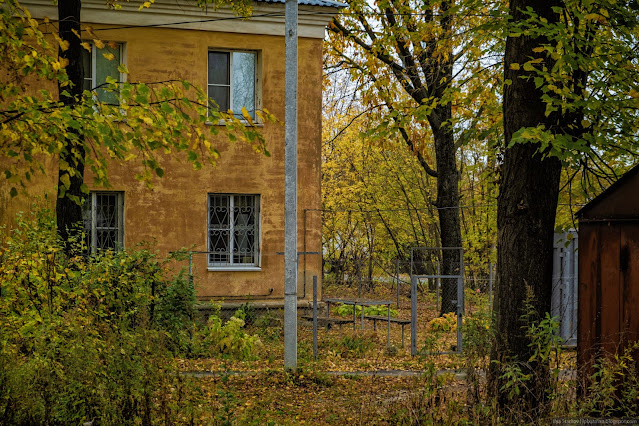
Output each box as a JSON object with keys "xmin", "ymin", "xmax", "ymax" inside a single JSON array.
[
  {"xmin": 352, "ymin": 305, "xmax": 356, "ymax": 330},
  {"xmin": 387, "ymin": 304, "xmax": 391, "ymax": 347},
  {"xmin": 562, "ymin": 239, "xmax": 573, "ymax": 341},
  {"xmin": 303, "ymin": 209, "xmax": 307, "ymax": 299},
  {"xmin": 436, "ymin": 261, "xmax": 440, "ymax": 313},
  {"xmin": 410, "ymin": 247, "xmax": 414, "ymax": 277},
  {"xmin": 284, "ymin": 0, "xmax": 298, "ymax": 372},
  {"xmin": 358, "ymin": 258, "xmax": 362, "ymax": 298},
  {"xmin": 411, "ymin": 275, "xmax": 417, "ymax": 356},
  {"xmin": 313, "ymin": 276, "xmax": 318, "ymax": 360},
  {"xmin": 396, "ymin": 259, "xmax": 400, "ymax": 308},
  {"xmin": 457, "ymin": 249, "xmax": 464, "ymax": 353}
]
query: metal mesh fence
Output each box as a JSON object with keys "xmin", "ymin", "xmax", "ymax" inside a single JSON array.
[
  {"xmin": 316, "ymin": 251, "xmax": 496, "ymax": 357},
  {"xmin": 175, "ymin": 246, "xmax": 499, "ymax": 356},
  {"xmin": 170, "ymin": 242, "xmax": 544, "ymax": 361},
  {"xmin": 176, "ymin": 229, "xmax": 577, "ymax": 360}
]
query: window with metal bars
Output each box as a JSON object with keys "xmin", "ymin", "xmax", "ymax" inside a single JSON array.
[
  {"xmin": 83, "ymin": 192, "xmax": 124, "ymax": 253},
  {"xmin": 208, "ymin": 194, "xmax": 260, "ymax": 268}
]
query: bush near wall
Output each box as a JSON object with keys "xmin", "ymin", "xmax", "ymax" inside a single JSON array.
[{"xmin": 0, "ymin": 209, "xmax": 259, "ymax": 424}]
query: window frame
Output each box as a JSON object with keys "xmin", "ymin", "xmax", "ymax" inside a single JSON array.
[
  {"xmin": 82, "ymin": 41, "xmax": 126, "ymax": 105},
  {"xmin": 207, "ymin": 193, "xmax": 261, "ymax": 271},
  {"xmin": 84, "ymin": 191, "xmax": 125, "ymax": 254},
  {"xmin": 207, "ymin": 49, "xmax": 261, "ymax": 123}
]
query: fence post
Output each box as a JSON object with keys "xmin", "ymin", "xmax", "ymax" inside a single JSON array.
[
  {"xmin": 436, "ymin": 261, "xmax": 440, "ymax": 313},
  {"xmin": 188, "ymin": 252, "xmax": 193, "ymax": 286},
  {"xmin": 358, "ymin": 257, "xmax": 362, "ymax": 298},
  {"xmin": 411, "ymin": 274, "xmax": 417, "ymax": 356},
  {"xmin": 456, "ymin": 250, "xmax": 464, "ymax": 354},
  {"xmin": 313, "ymin": 275, "xmax": 318, "ymax": 360}
]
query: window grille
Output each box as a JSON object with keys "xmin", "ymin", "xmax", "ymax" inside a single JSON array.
[
  {"xmin": 208, "ymin": 194, "xmax": 260, "ymax": 267},
  {"xmin": 83, "ymin": 192, "xmax": 124, "ymax": 252}
]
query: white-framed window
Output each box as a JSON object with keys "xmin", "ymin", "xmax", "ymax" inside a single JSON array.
[
  {"xmin": 208, "ymin": 50, "xmax": 258, "ymax": 120},
  {"xmin": 81, "ymin": 42, "xmax": 124, "ymax": 105},
  {"xmin": 83, "ymin": 192, "xmax": 125, "ymax": 253},
  {"xmin": 208, "ymin": 194, "xmax": 260, "ymax": 268}
]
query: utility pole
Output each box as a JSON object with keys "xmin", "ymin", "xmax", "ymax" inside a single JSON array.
[{"xmin": 283, "ymin": 0, "xmax": 298, "ymax": 371}]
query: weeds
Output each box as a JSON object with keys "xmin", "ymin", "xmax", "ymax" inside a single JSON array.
[
  {"xmin": 193, "ymin": 303, "xmax": 263, "ymax": 360},
  {"xmin": 0, "ymin": 208, "xmax": 262, "ymax": 424},
  {"xmin": 580, "ymin": 341, "xmax": 639, "ymax": 417}
]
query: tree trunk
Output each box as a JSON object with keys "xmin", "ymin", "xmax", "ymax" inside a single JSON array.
[
  {"xmin": 432, "ymin": 105, "xmax": 462, "ymax": 316},
  {"xmin": 490, "ymin": 0, "xmax": 562, "ymax": 417},
  {"xmin": 56, "ymin": 0, "xmax": 87, "ymax": 250}
]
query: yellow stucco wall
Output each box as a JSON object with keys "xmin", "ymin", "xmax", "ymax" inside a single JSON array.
[{"xmin": 0, "ymin": 24, "xmax": 323, "ymax": 302}]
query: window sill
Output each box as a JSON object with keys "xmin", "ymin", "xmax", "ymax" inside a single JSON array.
[{"xmin": 207, "ymin": 266, "xmax": 262, "ymax": 272}]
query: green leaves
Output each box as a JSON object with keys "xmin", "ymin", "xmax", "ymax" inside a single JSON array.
[
  {"xmin": 0, "ymin": 1, "xmax": 274, "ymax": 200},
  {"xmin": 0, "ymin": 208, "xmax": 210, "ymax": 423}
]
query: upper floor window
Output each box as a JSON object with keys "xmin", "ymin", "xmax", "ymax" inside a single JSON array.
[
  {"xmin": 208, "ymin": 50, "xmax": 257, "ymax": 120},
  {"xmin": 82, "ymin": 42, "xmax": 124, "ymax": 105},
  {"xmin": 208, "ymin": 194, "xmax": 260, "ymax": 268},
  {"xmin": 83, "ymin": 191, "xmax": 124, "ymax": 253}
]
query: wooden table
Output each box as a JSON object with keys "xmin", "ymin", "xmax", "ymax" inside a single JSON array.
[{"xmin": 324, "ymin": 298, "xmax": 393, "ymax": 346}]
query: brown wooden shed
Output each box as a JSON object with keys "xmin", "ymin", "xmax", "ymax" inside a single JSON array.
[{"xmin": 577, "ymin": 163, "xmax": 639, "ymax": 382}]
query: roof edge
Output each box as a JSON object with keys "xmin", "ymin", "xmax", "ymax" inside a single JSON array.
[
  {"xmin": 257, "ymin": 0, "xmax": 347, "ymax": 8},
  {"xmin": 577, "ymin": 162, "xmax": 639, "ymax": 218}
]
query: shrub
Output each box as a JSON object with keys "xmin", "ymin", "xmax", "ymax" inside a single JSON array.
[
  {"xmin": 580, "ymin": 342, "xmax": 639, "ymax": 417},
  {"xmin": 192, "ymin": 303, "xmax": 263, "ymax": 360},
  {"xmin": 0, "ymin": 208, "xmax": 201, "ymax": 424},
  {"xmin": 427, "ymin": 312, "xmax": 457, "ymax": 332},
  {"xmin": 333, "ymin": 303, "xmax": 399, "ymax": 318}
]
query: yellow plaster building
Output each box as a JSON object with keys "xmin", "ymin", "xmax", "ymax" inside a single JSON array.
[{"xmin": 2, "ymin": 0, "xmax": 343, "ymax": 302}]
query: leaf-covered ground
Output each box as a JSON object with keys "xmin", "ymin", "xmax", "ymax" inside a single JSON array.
[{"xmin": 177, "ymin": 287, "xmax": 577, "ymax": 424}]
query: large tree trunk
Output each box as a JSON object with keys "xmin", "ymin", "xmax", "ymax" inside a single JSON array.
[
  {"xmin": 431, "ymin": 3, "xmax": 461, "ymax": 315},
  {"xmin": 56, "ymin": 0, "xmax": 87, "ymax": 249},
  {"xmin": 490, "ymin": 0, "xmax": 562, "ymax": 416},
  {"xmin": 432, "ymin": 105, "xmax": 462, "ymax": 316}
]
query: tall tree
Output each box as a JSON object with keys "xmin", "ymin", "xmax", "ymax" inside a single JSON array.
[
  {"xmin": 491, "ymin": 0, "xmax": 639, "ymax": 415},
  {"xmin": 322, "ymin": 92, "xmax": 442, "ymax": 285},
  {"xmin": 491, "ymin": 0, "xmax": 562, "ymax": 414},
  {"xmin": 327, "ymin": 0, "xmax": 499, "ymax": 314},
  {"xmin": 56, "ymin": 0, "xmax": 85, "ymax": 246}
]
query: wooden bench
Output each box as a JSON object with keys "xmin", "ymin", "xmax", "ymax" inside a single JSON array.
[
  {"xmin": 364, "ymin": 315, "xmax": 411, "ymax": 346},
  {"xmin": 301, "ymin": 315, "xmax": 354, "ymax": 331}
]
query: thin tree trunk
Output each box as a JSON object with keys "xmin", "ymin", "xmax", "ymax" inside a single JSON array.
[
  {"xmin": 56, "ymin": 0, "xmax": 87, "ymax": 250},
  {"xmin": 490, "ymin": 0, "xmax": 562, "ymax": 416}
]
